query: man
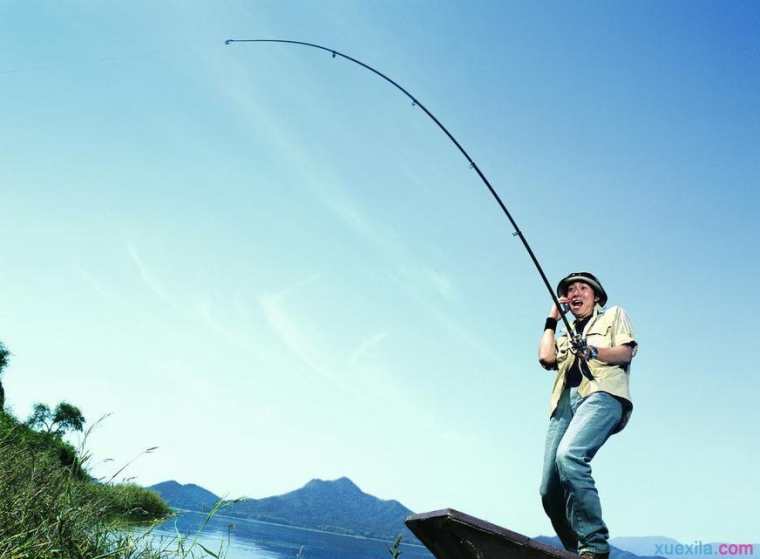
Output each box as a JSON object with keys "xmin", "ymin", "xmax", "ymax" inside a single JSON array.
[{"xmin": 537, "ymin": 272, "xmax": 637, "ymax": 559}]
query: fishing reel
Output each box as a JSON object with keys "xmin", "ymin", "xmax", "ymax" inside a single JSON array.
[
  {"xmin": 570, "ymin": 334, "xmax": 588, "ymax": 356},
  {"xmin": 570, "ymin": 335, "xmax": 596, "ymax": 380},
  {"xmin": 571, "ymin": 335, "xmax": 599, "ymax": 361}
]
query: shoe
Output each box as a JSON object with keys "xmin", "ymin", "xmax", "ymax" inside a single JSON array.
[{"xmin": 579, "ymin": 552, "xmax": 609, "ymax": 559}]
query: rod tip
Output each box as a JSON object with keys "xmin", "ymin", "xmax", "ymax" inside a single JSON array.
[{"xmin": 224, "ymin": 39, "xmax": 234, "ymax": 45}]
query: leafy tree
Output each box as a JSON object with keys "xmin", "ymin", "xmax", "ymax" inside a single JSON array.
[
  {"xmin": 26, "ymin": 401, "xmax": 86, "ymax": 437},
  {"xmin": 52, "ymin": 402, "xmax": 85, "ymax": 433},
  {"xmin": 26, "ymin": 403, "xmax": 53, "ymax": 431}
]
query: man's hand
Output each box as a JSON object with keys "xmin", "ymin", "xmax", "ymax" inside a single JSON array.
[
  {"xmin": 570, "ymin": 336, "xmax": 596, "ymax": 380},
  {"xmin": 571, "ymin": 337, "xmax": 600, "ymax": 361},
  {"xmin": 570, "ymin": 335, "xmax": 588, "ymax": 356},
  {"xmin": 549, "ymin": 296, "xmax": 569, "ymax": 320}
]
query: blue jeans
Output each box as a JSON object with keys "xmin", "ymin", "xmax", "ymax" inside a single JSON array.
[{"xmin": 539, "ymin": 387, "xmax": 623, "ymax": 555}]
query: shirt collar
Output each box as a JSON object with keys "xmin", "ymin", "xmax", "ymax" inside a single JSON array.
[{"xmin": 572, "ymin": 304, "xmax": 604, "ymax": 335}]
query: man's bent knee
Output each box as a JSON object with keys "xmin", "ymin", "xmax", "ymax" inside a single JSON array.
[{"xmin": 555, "ymin": 445, "xmax": 583, "ymax": 479}]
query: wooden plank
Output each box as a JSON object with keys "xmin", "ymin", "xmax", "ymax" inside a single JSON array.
[{"xmin": 406, "ymin": 509, "xmax": 578, "ymax": 559}]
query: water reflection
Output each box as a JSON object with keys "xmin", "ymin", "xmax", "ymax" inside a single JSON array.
[{"xmin": 151, "ymin": 511, "xmax": 432, "ymax": 559}]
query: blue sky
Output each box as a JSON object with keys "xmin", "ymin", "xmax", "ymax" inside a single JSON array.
[{"xmin": 2, "ymin": 0, "xmax": 759, "ymax": 544}]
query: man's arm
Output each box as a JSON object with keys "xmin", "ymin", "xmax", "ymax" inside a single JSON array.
[
  {"xmin": 593, "ymin": 344, "xmax": 634, "ymax": 365},
  {"xmin": 538, "ymin": 299, "xmax": 565, "ymax": 370},
  {"xmin": 539, "ymin": 328, "xmax": 557, "ymax": 369},
  {"xmin": 590, "ymin": 307, "xmax": 637, "ymax": 365}
]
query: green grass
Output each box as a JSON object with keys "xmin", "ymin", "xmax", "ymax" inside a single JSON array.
[
  {"xmin": 0, "ymin": 408, "xmax": 412, "ymax": 559},
  {"xmin": 0, "ymin": 339, "xmax": 410, "ymax": 558},
  {"xmin": 0, "ymin": 410, "xmax": 229, "ymax": 558}
]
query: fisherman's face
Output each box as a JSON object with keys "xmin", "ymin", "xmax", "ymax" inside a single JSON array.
[{"xmin": 565, "ymin": 281, "xmax": 598, "ymax": 319}]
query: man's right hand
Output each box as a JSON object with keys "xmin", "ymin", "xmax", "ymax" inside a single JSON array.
[{"xmin": 549, "ymin": 296, "xmax": 569, "ymax": 320}]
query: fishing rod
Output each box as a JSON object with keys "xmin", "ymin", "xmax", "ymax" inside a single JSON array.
[{"xmin": 225, "ymin": 38, "xmax": 584, "ymax": 354}]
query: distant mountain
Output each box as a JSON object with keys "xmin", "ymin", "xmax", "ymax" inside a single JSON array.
[
  {"xmin": 533, "ymin": 535, "xmax": 667, "ymax": 559},
  {"xmin": 150, "ymin": 480, "xmax": 220, "ymax": 512},
  {"xmin": 150, "ymin": 476, "xmax": 416, "ymax": 542},
  {"xmin": 224, "ymin": 477, "xmax": 416, "ymax": 541}
]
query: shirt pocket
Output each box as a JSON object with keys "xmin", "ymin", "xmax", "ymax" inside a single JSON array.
[
  {"xmin": 556, "ymin": 338, "xmax": 571, "ymax": 367},
  {"xmin": 585, "ymin": 321, "xmax": 612, "ymax": 348}
]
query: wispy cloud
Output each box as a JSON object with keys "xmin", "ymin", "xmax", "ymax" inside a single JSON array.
[
  {"xmin": 319, "ymin": 193, "xmax": 499, "ymax": 361},
  {"xmin": 210, "ymin": 52, "xmax": 497, "ymax": 369},
  {"xmin": 258, "ymin": 294, "xmax": 322, "ymax": 372},
  {"xmin": 347, "ymin": 331, "xmax": 388, "ymax": 366},
  {"xmin": 123, "ymin": 242, "xmax": 263, "ymax": 359},
  {"xmin": 320, "ymin": 190, "xmax": 459, "ymax": 304},
  {"xmin": 386, "ymin": 268, "xmax": 501, "ymax": 364},
  {"xmin": 194, "ymin": 297, "xmax": 265, "ymax": 360},
  {"xmin": 321, "ymin": 193, "xmax": 391, "ymax": 251},
  {"xmin": 126, "ymin": 242, "xmax": 171, "ymax": 303},
  {"xmin": 428, "ymin": 268, "xmax": 454, "ymax": 300},
  {"xmin": 255, "ymin": 273, "xmax": 349, "ymax": 390},
  {"xmin": 267, "ymin": 273, "xmax": 321, "ymax": 302},
  {"xmin": 77, "ymin": 266, "xmax": 113, "ymax": 300}
]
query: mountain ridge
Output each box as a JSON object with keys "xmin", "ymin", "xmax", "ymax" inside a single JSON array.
[
  {"xmin": 150, "ymin": 480, "xmax": 220, "ymax": 512},
  {"xmin": 151, "ymin": 476, "xmax": 417, "ymax": 542}
]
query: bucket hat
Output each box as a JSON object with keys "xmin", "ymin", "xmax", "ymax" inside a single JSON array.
[{"xmin": 556, "ymin": 272, "xmax": 608, "ymax": 307}]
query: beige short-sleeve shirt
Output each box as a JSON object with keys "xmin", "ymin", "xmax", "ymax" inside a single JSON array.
[{"xmin": 550, "ymin": 305, "xmax": 637, "ymax": 433}]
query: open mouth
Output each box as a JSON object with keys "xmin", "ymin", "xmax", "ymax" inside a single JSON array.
[{"xmin": 570, "ymin": 299, "xmax": 583, "ymax": 310}]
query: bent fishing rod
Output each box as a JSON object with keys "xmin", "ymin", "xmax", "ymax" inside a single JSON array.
[{"xmin": 225, "ymin": 39, "xmax": 581, "ymax": 346}]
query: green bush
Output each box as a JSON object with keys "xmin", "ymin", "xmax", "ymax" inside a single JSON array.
[
  {"xmin": 0, "ymin": 335, "xmax": 223, "ymax": 558},
  {"xmin": 0, "ymin": 411, "xmax": 186, "ymax": 558},
  {"xmin": 85, "ymin": 482, "xmax": 172, "ymax": 522},
  {"xmin": 0, "ymin": 410, "xmax": 88, "ymax": 479}
]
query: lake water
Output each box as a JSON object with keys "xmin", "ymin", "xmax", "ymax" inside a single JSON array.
[{"xmin": 150, "ymin": 511, "xmax": 434, "ymax": 559}]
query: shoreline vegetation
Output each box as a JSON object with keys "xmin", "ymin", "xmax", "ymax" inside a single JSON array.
[
  {"xmin": 0, "ymin": 407, "xmax": 194, "ymax": 557},
  {"xmin": 0, "ymin": 340, "xmax": 406, "ymax": 558},
  {"xmin": 0, "ymin": 339, "xmax": 228, "ymax": 558}
]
